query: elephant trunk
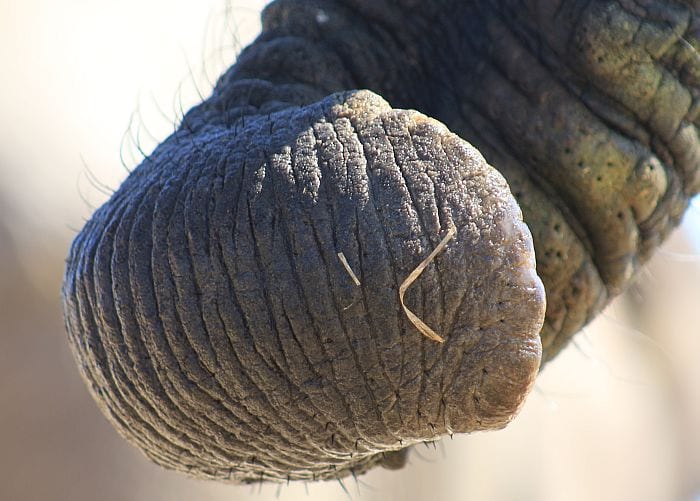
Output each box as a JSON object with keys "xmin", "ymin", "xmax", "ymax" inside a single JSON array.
[{"xmin": 62, "ymin": 0, "xmax": 699, "ymax": 484}]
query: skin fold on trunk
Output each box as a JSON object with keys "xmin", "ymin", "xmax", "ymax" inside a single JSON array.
[{"xmin": 62, "ymin": 0, "xmax": 700, "ymax": 484}]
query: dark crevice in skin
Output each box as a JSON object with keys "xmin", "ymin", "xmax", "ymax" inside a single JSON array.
[
  {"xmin": 339, "ymin": 111, "xmax": 415, "ymax": 432},
  {"xmin": 79, "ymin": 204, "xmax": 180, "ymax": 464},
  {"xmin": 285, "ymin": 123, "xmax": 386, "ymax": 450},
  {"xmin": 309, "ymin": 121, "xmax": 406, "ymax": 445},
  {"xmin": 348, "ymin": 185, "xmax": 408, "ymax": 431},
  {"xmin": 407, "ymin": 126, "xmax": 467, "ymax": 429},
  {"xmin": 376, "ymin": 116, "xmax": 439, "ymax": 432},
  {"xmin": 123, "ymin": 174, "xmax": 227, "ymax": 466},
  {"xmin": 213, "ymin": 175, "xmax": 327, "ymax": 466},
  {"xmin": 261, "ymin": 169, "xmax": 361, "ymax": 452},
  {"xmin": 317, "ymin": 120, "xmax": 398, "ymax": 424},
  {"xmin": 241, "ymin": 140, "xmax": 360, "ymax": 470},
  {"xmin": 63, "ymin": 0, "xmax": 697, "ymax": 484},
  {"xmin": 105, "ymin": 174, "xmax": 214, "ymax": 465},
  {"xmin": 148, "ymin": 141, "xmax": 300, "ymax": 470},
  {"xmin": 267, "ymin": 144, "xmax": 367, "ymax": 456},
  {"xmin": 220, "ymin": 132, "xmax": 304, "ymax": 447},
  {"xmin": 211, "ymin": 148, "xmax": 303, "ymax": 461},
  {"xmin": 243, "ymin": 170, "xmax": 343, "ymax": 456},
  {"xmin": 157, "ymin": 145, "xmax": 275, "ymax": 466},
  {"xmin": 103, "ymin": 171, "xmax": 228, "ymax": 469},
  {"xmin": 242, "ymin": 197, "xmax": 332, "ymax": 466},
  {"xmin": 347, "ymin": 110, "xmax": 421, "ymax": 433}
]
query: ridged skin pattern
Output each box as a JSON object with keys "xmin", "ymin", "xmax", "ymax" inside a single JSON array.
[
  {"xmin": 64, "ymin": 91, "xmax": 544, "ymax": 482},
  {"xmin": 63, "ymin": 0, "xmax": 699, "ymax": 484}
]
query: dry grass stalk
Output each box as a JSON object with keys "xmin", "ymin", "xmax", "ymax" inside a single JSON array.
[
  {"xmin": 337, "ymin": 252, "xmax": 361, "ymax": 286},
  {"xmin": 399, "ymin": 224, "xmax": 457, "ymax": 343}
]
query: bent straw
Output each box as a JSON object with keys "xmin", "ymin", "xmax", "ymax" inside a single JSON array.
[{"xmin": 399, "ymin": 224, "xmax": 457, "ymax": 343}]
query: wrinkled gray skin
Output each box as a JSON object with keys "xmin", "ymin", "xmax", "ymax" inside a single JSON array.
[{"xmin": 63, "ymin": 0, "xmax": 700, "ymax": 484}]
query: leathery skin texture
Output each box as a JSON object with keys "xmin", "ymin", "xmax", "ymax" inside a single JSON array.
[{"xmin": 62, "ymin": 0, "xmax": 699, "ymax": 483}]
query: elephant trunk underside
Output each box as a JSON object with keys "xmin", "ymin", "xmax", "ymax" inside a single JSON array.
[{"xmin": 62, "ymin": 0, "xmax": 699, "ymax": 484}]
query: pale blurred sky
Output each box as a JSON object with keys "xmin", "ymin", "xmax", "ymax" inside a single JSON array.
[{"xmin": 0, "ymin": 0, "xmax": 265, "ymax": 241}]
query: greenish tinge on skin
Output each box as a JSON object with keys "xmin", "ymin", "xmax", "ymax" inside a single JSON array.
[{"xmin": 62, "ymin": 0, "xmax": 699, "ymax": 484}]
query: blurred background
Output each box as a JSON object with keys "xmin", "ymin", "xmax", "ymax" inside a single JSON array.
[{"xmin": 1, "ymin": 1, "xmax": 700, "ymax": 500}]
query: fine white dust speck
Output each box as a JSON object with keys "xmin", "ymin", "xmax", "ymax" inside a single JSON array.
[{"xmin": 316, "ymin": 10, "xmax": 329, "ymax": 24}]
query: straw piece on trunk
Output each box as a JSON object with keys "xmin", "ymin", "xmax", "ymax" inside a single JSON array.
[
  {"xmin": 399, "ymin": 225, "xmax": 457, "ymax": 343},
  {"xmin": 337, "ymin": 252, "xmax": 361, "ymax": 286}
]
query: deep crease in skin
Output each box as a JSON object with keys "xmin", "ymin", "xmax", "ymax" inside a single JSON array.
[
  {"xmin": 308, "ymin": 123, "xmax": 403, "ymax": 445},
  {"xmin": 398, "ymin": 125, "xmax": 458, "ymax": 428},
  {"xmin": 144, "ymin": 144, "xmax": 271, "ymax": 468},
  {"xmin": 340, "ymin": 113, "xmax": 412, "ymax": 431},
  {"xmin": 378, "ymin": 117, "xmax": 439, "ymax": 430},
  {"xmin": 159, "ymin": 146, "xmax": 260, "ymax": 466},
  {"xmin": 104, "ymin": 178, "xmax": 199, "ymax": 462},
  {"xmin": 347, "ymin": 130, "xmax": 416, "ymax": 441},
  {"xmin": 212, "ymin": 152, "xmax": 298, "ymax": 463},
  {"xmin": 265, "ymin": 142, "xmax": 368, "ymax": 454},
  {"xmin": 235, "ymin": 138, "xmax": 354, "ymax": 467},
  {"xmin": 254, "ymin": 133, "xmax": 361, "ymax": 461},
  {"xmin": 283, "ymin": 128, "xmax": 379, "ymax": 450},
  {"xmin": 242, "ymin": 184, "xmax": 338, "ymax": 454},
  {"xmin": 187, "ymin": 148, "xmax": 317, "ymax": 466},
  {"xmin": 123, "ymin": 179, "xmax": 213, "ymax": 464},
  {"xmin": 352, "ymin": 113, "xmax": 428, "ymax": 434}
]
